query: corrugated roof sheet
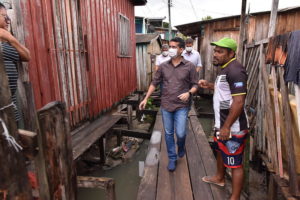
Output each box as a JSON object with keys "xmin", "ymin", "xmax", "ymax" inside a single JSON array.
[{"xmin": 136, "ymin": 33, "xmax": 160, "ymax": 44}]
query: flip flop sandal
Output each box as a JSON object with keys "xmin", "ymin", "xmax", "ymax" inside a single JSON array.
[{"xmin": 202, "ymin": 176, "xmax": 225, "ymax": 187}]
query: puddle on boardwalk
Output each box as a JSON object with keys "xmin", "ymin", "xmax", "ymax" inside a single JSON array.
[{"xmin": 78, "ymin": 140, "xmax": 149, "ymax": 200}]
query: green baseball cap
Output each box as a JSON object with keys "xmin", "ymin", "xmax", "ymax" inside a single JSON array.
[{"xmin": 211, "ymin": 37, "xmax": 237, "ymax": 52}]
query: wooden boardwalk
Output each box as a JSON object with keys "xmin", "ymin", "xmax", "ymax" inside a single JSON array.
[{"xmin": 137, "ymin": 107, "xmax": 226, "ymax": 200}]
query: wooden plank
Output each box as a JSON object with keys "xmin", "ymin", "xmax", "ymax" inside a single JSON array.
[
  {"xmin": 186, "ymin": 121, "xmax": 214, "ymax": 200},
  {"xmin": 77, "ymin": 176, "xmax": 116, "ymax": 200},
  {"xmin": 77, "ymin": 176, "xmax": 114, "ymax": 189},
  {"xmin": 295, "ymin": 85, "xmax": 300, "ymax": 138},
  {"xmin": 0, "ymin": 42, "xmax": 32, "ymax": 199},
  {"xmin": 260, "ymin": 44, "xmax": 278, "ymax": 171},
  {"xmin": 36, "ymin": 101, "xmax": 76, "ymax": 200},
  {"xmin": 188, "ymin": 106, "xmax": 197, "ymax": 116},
  {"xmin": 112, "ymin": 128, "xmax": 151, "ymax": 139},
  {"xmin": 137, "ymin": 114, "xmax": 163, "ymax": 200},
  {"xmin": 155, "ymin": 123, "xmax": 174, "ymax": 200},
  {"xmin": 237, "ymin": 0, "xmax": 247, "ymax": 61},
  {"xmin": 189, "ymin": 115, "xmax": 227, "ymax": 199},
  {"xmin": 278, "ymin": 67, "xmax": 299, "ymax": 196},
  {"xmin": 72, "ymin": 114, "xmax": 121, "ymax": 160},
  {"xmin": 270, "ymin": 67, "xmax": 283, "ymax": 177},
  {"xmin": 156, "ymin": 121, "xmax": 193, "ymax": 200}
]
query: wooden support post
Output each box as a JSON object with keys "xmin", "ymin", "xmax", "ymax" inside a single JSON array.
[
  {"xmin": 106, "ymin": 181, "xmax": 116, "ymax": 200},
  {"xmin": 0, "ymin": 41, "xmax": 32, "ymax": 200},
  {"xmin": 238, "ymin": 0, "xmax": 247, "ymax": 61},
  {"xmin": 35, "ymin": 102, "xmax": 77, "ymax": 200},
  {"xmin": 268, "ymin": 173, "xmax": 278, "ymax": 200},
  {"xmin": 116, "ymin": 129, "xmax": 122, "ymax": 146},
  {"xmin": 99, "ymin": 136, "xmax": 105, "ymax": 164},
  {"xmin": 127, "ymin": 104, "xmax": 133, "ymax": 130},
  {"xmin": 268, "ymin": 0, "xmax": 279, "ymax": 37},
  {"xmin": 278, "ymin": 67, "xmax": 299, "ymax": 196}
]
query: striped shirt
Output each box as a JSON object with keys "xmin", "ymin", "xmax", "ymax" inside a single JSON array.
[
  {"xmin": 213, "ymin": 58, "xmax": 249, "ymax": 132},
  {"xmin": 2, "ymin": 42, "xmax": 20, "ymax": 121}
]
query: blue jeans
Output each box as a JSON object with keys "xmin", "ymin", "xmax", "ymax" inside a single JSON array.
[{"xmin": 161, "ymin": 107, "xmax": 189, "ymax": 161}]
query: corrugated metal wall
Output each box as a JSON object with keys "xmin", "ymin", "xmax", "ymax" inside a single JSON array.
[
  {"xmin": 17, "ymin": 0, "xmax": 137, "ymax": 127},
  {"xmin": 136, "ymin": 44, "xmax": 148, "ymax": 91}
]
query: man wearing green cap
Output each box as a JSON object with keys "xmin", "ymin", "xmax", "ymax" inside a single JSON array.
[{"xmin": 199, "ymin": 37, "xmax": 248, "ymax": 200}]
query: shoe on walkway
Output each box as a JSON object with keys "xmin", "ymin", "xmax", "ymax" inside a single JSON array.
[
  {"xmin": 202, "ymin": 176, "xmax": 225, "ymax": 187},
  {"xmin": 167, "ymin": 160, "xmax": 177, "ymax": 172},
  {"xmin": 178, "ymin": 147, "xmax": 185, "ymax": 158}
]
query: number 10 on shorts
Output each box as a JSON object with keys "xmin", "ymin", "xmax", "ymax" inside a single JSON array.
[{"xmin": 227, "ymin": 157, "xmax": 235, "ymax": 165}]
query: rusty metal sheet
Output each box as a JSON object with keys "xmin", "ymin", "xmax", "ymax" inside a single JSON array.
[{"xmin": 18, "ymin": 0, "xmax": 137, "ymax": 128}]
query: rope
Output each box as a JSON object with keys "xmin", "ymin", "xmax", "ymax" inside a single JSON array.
[
  {"xmin": 0, "ymin": 103, "xmax": 22, "ymax": 152},
  {"xmin": 0, "ymin": 118, "xmax": 23, "ymax": 152},
  {"xmin": 0, "ymin": 102, "xmax": 17, "ymax": 111}
]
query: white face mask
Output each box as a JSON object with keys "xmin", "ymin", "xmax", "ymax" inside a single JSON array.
[
  {"xmin": 162, "ymin": 51, "xmax": 169, "ymax": 57},
  {"xmin": 186, "ymin": 47, "xmax": 193, "ymax": 52},
  {"xmin": 169, "ymin": 48, "xmax": 178, "ymax": 58}
]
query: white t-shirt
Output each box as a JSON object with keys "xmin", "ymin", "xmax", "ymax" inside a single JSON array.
[
  {"xmin": 155, "ymin": 54, "xmax": 171, "ymax": 66},
  {"xmin": 182, "ymin": 49, "xmax": 202, "ymax": 67}
]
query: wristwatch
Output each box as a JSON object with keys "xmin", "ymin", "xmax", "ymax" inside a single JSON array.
[{"xmin": 189, "ymin": 91, "xmax": 192, "ymax": 96}]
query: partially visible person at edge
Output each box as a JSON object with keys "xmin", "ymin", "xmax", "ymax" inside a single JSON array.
[
  {"xmin": 0, "ymin": 3, "xmax": 31, "ymax": 122},
  {"xmin": 155, "ymin": 44, "xmax": 170, "ymax": 96},
  {"xmin": 139, "ymin": 37, "xmax": 198, "ymax": 171},
  {"xmin": 199, "ymin": 37, "xmax": 248, "ymax": 200},
  {"xmin": 182, "ymin": 38, "xmax": 202, "ymax": 73},
  {"xmin": 155, "ymin": 44, "xmax": 170, "ymax": 71}
]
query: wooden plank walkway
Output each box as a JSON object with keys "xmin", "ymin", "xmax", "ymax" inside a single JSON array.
[
  {"xmin": 72, "ymin": 114, "xmax": 122, "ymax": 160},
  {"xmin": 137, "ymin": 107, "xmax": 226, "ymax": 200}
]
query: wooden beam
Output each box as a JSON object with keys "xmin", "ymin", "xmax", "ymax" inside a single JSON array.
[
  {"xmin": 245, "ymin": 38, "xmax": 269, "ymax": 48},
  {"xmin": 0, "ymin": 39, "xmax": 32, "ymax": 199},
  {"xmin": 268, "ymin": 0, "xmax": 279, "ymax": 37},
  {"xmin": 72, "ymin": 114, "xmax": 121, "ymax": 160},
  {"xmin": 35, "ymin": 102, "xmax": 77, "ymax": 200},
  {"xmin": 77, "ymin": 176, "xmax": 116, "ymax": 200},
  {"xmin": 238, "ymin": 0, "xmax": 247, "ymax": 61},
  {"xmin": 112, "ymin": 128, "xmax": 151, "ymax": 139}
]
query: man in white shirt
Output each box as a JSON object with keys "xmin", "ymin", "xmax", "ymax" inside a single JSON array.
[
  {"xmin": 155, "ymin": 44, "xmax": 171, "ymax": 71},
  {"xmin": 182, "ymin": 38, "xmax": 202, "ymax": 73}
]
